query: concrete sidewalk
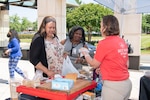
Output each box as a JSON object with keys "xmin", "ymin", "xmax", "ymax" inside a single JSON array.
[
  {"xmin": 0, "ymin": 58, "xmax": 35, "ymax": 100},
  {"xmin": 0, "ymin": 57, "xmax": 149, "ymax": 100}
]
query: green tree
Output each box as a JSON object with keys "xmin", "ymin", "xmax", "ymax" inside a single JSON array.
[
  {"xmin": 32, "ymin": 20, "xmax": 38, "ymax": 31},
  {"xmin": 75, "ymin": 0, "xmax": 82, "ymax": 5},
  {"xmin": 145, "ymin": 14, "xmax": 150, "ymax": 33},
  {"xmin": 66, "ymin": 3, "xmax": 113, "ymax": 41},
  {"xmin": 21, "ymin": 17, "xmax": 32, "ymax": 31},
  {"xmin": 142, "ymin": 15, "xmax": 147, "ymax": 33},
  {"xmin": 142, "ymin": 14, "xmax": 150, "ymax": 33},
  {"xmin": 9, "ymin": 14, "xmax": 37, "ymax": 32},
  {"xmin": 9, "ymin": 14, "xmax": 21, "ymax": 32}
]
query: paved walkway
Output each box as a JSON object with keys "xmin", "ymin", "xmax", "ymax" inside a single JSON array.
[
  {"xmin": 0, "ymin": 58, "xmax": 35, "ymax": 100},
  {"xmin": 0, "ymin": 57, "xmax": 150, "ymax": 100}
]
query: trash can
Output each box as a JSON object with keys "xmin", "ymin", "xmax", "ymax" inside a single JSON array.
[
  {"xmin": 21, "ymin": 49, "xmax": 29, "ymax": 60},
  {"xmin": 128, "ymin": 55, "xmax": 140, "ymax": 70}
]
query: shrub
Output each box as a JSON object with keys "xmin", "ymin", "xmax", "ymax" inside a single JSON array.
[{"xmin": 19, "ymin": 34, "xmax": 34, "ymax": 39}]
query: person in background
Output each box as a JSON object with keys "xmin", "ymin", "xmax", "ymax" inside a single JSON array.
[
  {"xmin": 4, "ymin": 29, "xmax": 26, "ymax": 79},
  {"xmin": 61, "ymin": 26, "xmax": 87, "ymax": 70},
  {"xmin": 80, "ymin": 15, "xmax": 132, "ymax": 100}
]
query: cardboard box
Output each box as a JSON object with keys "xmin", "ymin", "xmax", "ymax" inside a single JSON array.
[
  {"xmin": 82, "ymin": 91, "xmax": 96, "ymax": 100},
  {"xmin": 65, "ymin": 73, "xmax": 78, "ymax": 82},
  {"xmin": 51, "ymin": 78, "xmax": 74, "ymax": 91}
]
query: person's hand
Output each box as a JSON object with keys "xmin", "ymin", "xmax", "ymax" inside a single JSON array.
[
  {"xmin": 4, "ymin": 49, "xmax": 11, "ymax": 55},
  {"xmin": 75, "ymin": 57, "xmax": 87, "ymax": 65},
  {"xmin": 75, "ymin": 57, "xmax": 83, "ymax": 64},
  {"xmin": 63, "ymin": 51, "xmax": 69, "ymax": 58},
  {"xmin": 95, "ymin": 68, "xmax": 100, "ymax": 74},
  {"xmin": 46, "ymin": 70, "xmax": 55, "ymax": 78},
  {"xmin": 79, "ymin": 47, "xmax": 89, "ymax": 57}
]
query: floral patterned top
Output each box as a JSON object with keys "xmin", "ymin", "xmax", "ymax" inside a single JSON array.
[{"xmin": 45, "ymin": 37, "xmax": 64, "ymax": 75}]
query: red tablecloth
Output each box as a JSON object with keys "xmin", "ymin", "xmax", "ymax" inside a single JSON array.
[{"xmin": 17, "ymin": 79, "xmax": 97, "ymax": 100}]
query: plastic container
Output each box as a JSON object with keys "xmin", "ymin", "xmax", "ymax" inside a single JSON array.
[{"xmin": 10, "ymin": 78, "xmax": 22, "ymax": 100}]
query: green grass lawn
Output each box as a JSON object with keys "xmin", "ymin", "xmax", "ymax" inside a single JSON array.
[
  {"xmin": 141, "ymin": 34, "xmax": 150, "ymax": 49},
  {"xmin": 21, "ymin": 34, "xmax": 150, "ymax": 54},
  {"xmin": 141, "ymin": 34, "xmax": 150, "ymax": 54},
  {"xmin": 141, "ymin": 49, "xmax": 150, "ymax": 54}
]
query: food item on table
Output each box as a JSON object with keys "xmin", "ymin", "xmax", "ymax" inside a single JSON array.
[{"xmin": 65, "ymin": 73, "xmax": 78, "ymax": 82}]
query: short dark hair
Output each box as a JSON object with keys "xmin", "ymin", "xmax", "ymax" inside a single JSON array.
[
  {"xmin": 68, "ymin": 26, "xmax": 86, "ymax": 43},
  {"xmin": 102, "ymin": 15, "xmax": 120, "ymax": 36}
]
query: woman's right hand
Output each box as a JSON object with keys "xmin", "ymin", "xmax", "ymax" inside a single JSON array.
[
  {"xmin": 35, "ymin": 62, "xmax": 55, "ymax": 78},
  {"xmin": 46, "ymin": 70, "xmax": 55, "ymax": 78},
  {"xmin": 63, "ymin": 51, "xmax": 69, "ymax": 58},
  {"xmin": 79, "ymin": 47, "xmax": 89, "ymax": 57}
]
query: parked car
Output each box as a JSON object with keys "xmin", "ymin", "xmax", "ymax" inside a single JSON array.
[{"xmin": 86, "ymin": 42, "xmax": 96, "ymax": 57}]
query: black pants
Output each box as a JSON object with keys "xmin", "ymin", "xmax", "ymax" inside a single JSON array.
[
  {"xmin": 139, "ymin": 76, "xmax": 150, "ymax": 100},
  {"xmin": 18, "ymin": 94, "xmax": 48, "ymax": 100}
]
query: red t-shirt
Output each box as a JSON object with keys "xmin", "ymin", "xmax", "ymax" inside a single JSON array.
[{"xmin": 94, "ymin": 36, "xmax": 129, "ymax": 81}]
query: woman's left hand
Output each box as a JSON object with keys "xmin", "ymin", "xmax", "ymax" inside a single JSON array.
[
  {"xmin": 95, "ymin": 68, "xmax": 100, "ymax": 74},
  {"xmin": 46, "ymin": 70, "xmax": 55, "ymax": 78}
]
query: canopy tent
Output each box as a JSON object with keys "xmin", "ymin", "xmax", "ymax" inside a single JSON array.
[
  {"xmin": 94, "ymin": 0, "xmax": 150, "ymax": 14},
  {"xmin": 94, "ymin": 0, "xmax": 150, "ymax": 36}
]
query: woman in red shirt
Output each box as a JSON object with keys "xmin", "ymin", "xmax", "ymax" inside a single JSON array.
[{"xmin": 80, "ymin": 15, "xmax": 132, "ymax": 100}]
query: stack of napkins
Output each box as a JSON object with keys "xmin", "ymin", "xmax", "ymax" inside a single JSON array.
[{"xmin": 51, "ymin": 78, "xmax": 74, "ymax": 91}]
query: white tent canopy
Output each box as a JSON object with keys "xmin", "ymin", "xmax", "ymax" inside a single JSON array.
[{"xmin": 94, "ymin": 0, "xmax": 150, "ymax": 14}]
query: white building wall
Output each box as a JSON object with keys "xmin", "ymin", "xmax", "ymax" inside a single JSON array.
[
  {"xmin": 115, "ymin": 13, "xmax": 141, "ymax": 69},
  {"xmin": 0, "ymin": 9, "xmax": 9, "ymax": 47},
  {"xmin": 115, "ymin": 13, "xmax": 141, "ymax": 56},
  {"xmin": 37, "ymin": 0, "xmax": 66, "ymax": 41}
]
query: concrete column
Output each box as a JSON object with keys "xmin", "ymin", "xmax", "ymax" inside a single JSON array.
[
  {"xmin": 0, "ymin": 9, "xmax": 9, "ymax": 47},
  {"xmin": 114, "ymin": 0, "xmax": 141, "ymax": 70},
  {"xmin": 37, "ymin": 0, "xmax": 66, "ymax": 41},
  {"xmin": 115, "ymin": 13, "xmax": 141, "ymax": 70}
]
